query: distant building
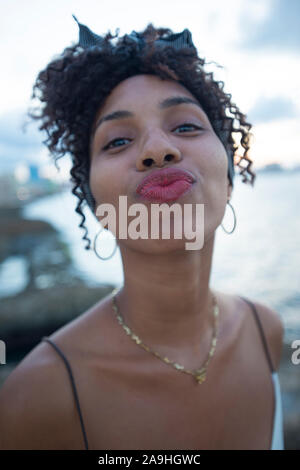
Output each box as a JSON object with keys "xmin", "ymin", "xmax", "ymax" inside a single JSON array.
[
  {"xmin": 258, "ymin": 163, "xmax": 284, "ymax": 173},
  {"xmin": 0, "ymin": 172, "xmax": 19, "ymax": 207},
  {"xmin": 0, "ymin": 165, "xmax": 63, "ymax": 208},
  {"xmin": 29, "ymin": 164, "xmax": 40, "ymax": 182}
]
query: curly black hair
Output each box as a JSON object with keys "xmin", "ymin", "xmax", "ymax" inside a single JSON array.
[{"xmin": 28, "ymin": 22, "xmax": 256, "ymax": 250}]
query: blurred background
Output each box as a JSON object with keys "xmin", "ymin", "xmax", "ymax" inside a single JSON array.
[{"xmin": 0, "ymin": 0, "xmax": 299, "ymax": 449}]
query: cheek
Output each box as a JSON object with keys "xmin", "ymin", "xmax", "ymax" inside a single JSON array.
[
  {"xmin": 197, "ymin": 136, "xmax": 229, "ymax": 222},
  {"xmin": 190, "ymin": 134, "xmax": 228, "ymax": 201},
  {"xmin": 199, "ymin": 135, "xmax": 228, "ymax": 181},
  {"xmin": 89, "ymin": 159, "xmax": 118, "ymax": 206}
]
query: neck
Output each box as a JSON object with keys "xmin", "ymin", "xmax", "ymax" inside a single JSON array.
[{"xmin": 114, "ymin": 233, "xmax": 217, "ymax": 362}]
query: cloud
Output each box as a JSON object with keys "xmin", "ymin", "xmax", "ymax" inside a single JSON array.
[
  {"xmin": 240, "ymin": 0, "xmax": 300, "ymax": 52},
  {"xmin": 249, "ymin": 118, "xmax": 300, "ymax": 167},
  {"xmin": 247, "ymin": 96, "xmax": 299, "ymax": 124}
]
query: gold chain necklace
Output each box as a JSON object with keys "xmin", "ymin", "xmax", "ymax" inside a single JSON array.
[{"xmin": 111, "ymin": 287, "xmax": 220, "ymax": 384}]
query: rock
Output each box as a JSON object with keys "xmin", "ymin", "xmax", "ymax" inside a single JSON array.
[{"xmin": 0, "ymin": 282, "xmax": 114, "ymax": 340}]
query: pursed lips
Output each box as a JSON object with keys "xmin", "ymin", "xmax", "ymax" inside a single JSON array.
[
  {"xmin": 136, "ymin": 167, "xmax": 196, "ymax": 193},
  {"xmin": 135, "ymin": 167, "xmax": 196, "ymax": 202}
]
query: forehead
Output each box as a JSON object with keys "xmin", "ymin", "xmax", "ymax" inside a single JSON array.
[{"xmin": 97, "ymin": 74, "xmax": 199, "ymax": 113}]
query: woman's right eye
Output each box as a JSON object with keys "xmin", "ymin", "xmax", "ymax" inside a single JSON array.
[{"xmin": 102, "ymin": 137, "xmax": 131, "ymax": 151}]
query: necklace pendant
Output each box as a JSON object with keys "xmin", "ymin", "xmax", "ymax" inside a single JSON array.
[{"xmin": 195, "ymin": 369, "xmax": 206, "ymax": 384}]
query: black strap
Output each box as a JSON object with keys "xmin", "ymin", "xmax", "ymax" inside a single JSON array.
[
  {"xmin": 41, "ymin": 336, "xmax": 89, "ymax": 450},
  {"xmin": 238, "ymin": 298, "xmax": 275, "ymax": 373}
]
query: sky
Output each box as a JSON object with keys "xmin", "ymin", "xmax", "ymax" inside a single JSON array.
[{"xmin": 0, "ymin": 0, "xmax": 299, "ymax": 178}]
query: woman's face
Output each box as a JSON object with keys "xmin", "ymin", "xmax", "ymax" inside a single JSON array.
[{"xmin": 89, "ymin": 74, "xmax": 232, "ymax": 254}]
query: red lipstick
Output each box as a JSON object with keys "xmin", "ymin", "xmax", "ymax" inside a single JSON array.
[{"xmin": 136, "ymin": 167, "xmax": 195, "ymax": 202}]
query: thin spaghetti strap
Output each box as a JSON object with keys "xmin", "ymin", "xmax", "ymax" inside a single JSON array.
[
  {"xmin": 238, "ymin": 297, "xmax": 275, "ymax": 373},
  {"xmin": 41, "ymin": 336, "xmax": 89, "ymax": 450}
]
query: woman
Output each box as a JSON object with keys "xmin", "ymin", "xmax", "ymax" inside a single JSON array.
[{"xmin": 0, "ymin": 18, "xmax": 285, "ymax": 450}]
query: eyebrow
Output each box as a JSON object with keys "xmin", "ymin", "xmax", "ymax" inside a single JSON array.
[{"xmin": 92, "ymin": 95, "xmax": 204, "ymax": 136}]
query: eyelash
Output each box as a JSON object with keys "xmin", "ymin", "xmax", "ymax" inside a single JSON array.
[{"xmin": 102, "ymin": 123, "xmax": 203, "ymax": 151}]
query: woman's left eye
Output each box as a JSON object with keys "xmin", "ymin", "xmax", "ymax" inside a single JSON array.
[{"xmin": 174, "ymin": 123, "xmax": 203, "ymax": 133}]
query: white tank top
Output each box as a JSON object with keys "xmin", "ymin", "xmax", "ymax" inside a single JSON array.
[{"xmin": 270, "ymin": 371, "xmax": 285, "ymax": 450}]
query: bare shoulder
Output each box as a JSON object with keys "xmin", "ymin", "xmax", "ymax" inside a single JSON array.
[
  {"xmin": 0, "ymin": 291, "xmax": 115, "ymax": 450},
  {"xmin": 213, "ymin": 289, "xmax": 284, "ymax": 372},
  {"xmin": 247, "ymin": 297, "xmax": 285, "ymax": 371},
  {"xmin": 226, "ymin": 291, "xmax": 284, "ymax": 372},
  {"xmin": 0, "ymin": 338, "xmax": 86, "ymax": 449}
]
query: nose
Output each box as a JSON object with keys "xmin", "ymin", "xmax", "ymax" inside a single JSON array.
[{"xmin": 136, "ymin": 129, "xmax": 182, "ymax": 171}]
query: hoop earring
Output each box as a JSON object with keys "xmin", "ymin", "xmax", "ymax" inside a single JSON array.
[
  {"xmin": 93, "ymin": 226, "xmax": 118, "ymax": 260},
  {"xmin": 221, "ymin": 200, "xmax": 237, "ymax": 234}
]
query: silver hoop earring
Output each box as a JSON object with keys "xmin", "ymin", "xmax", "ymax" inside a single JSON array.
[
  {"xmin": 93, "ymin": 226, "xmax": 118, "ymax": 260},
  {"xmin": 221, "ymin": 200, "xmax": 237, "ymax": 234}
]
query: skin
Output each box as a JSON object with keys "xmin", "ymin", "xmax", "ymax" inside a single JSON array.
[{"xmin": 0, "ymin": 74, "xmax": 284, "ymax": 450}]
